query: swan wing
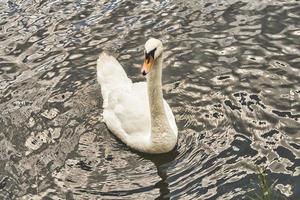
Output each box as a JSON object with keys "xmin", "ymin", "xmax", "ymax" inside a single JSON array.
[
  {"xmin": 97, "ymin": 53, "xmax": 149, "ymax": 141},
  {"xmin": 110, "ymin": 82, "xmax": 151, "ymax": 134},
  {"xmin": 103, "ymin": 82, "xmax": 152, "ymax": 147},
  {"xmin": 97, "ymin": 52, "xmax": 132, "ymax": 107}
]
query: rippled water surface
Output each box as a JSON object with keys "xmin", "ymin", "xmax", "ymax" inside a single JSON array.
[{"xmin": 1, "ymin": 0, "xmax": 300, "ymax": 199}]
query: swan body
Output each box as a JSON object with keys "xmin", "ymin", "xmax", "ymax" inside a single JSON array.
[{"xmin": 97, "ymin": 38, "xmax": 178, "ymax": 154}]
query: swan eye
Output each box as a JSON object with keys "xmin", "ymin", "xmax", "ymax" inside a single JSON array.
[{"xmin": 145, "ymin": 48, "xmax": 157, "ymax": 60}]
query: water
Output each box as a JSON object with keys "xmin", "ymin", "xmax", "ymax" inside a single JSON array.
[{"xmin": 0, "ymin": 0, "xmax": 300, "ymax": 199}]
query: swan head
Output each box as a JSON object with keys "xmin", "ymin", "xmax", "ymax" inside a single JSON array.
[{"xmin": 142, "ymin": 38, "xmax": 163, "ymax": 76}]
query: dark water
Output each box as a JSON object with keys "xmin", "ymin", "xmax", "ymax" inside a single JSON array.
[{"xmin": 1, "ymin": 0, "xmax": 300, "ymax": 199}]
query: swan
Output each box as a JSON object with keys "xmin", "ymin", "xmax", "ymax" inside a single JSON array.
[{"xmin": 97, "ymin": 38, "xmax": 178, "ymax": 154}]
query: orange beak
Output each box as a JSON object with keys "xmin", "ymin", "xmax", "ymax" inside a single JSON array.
[{"xmin": 142, "ymin": 56, "xmax": 154, "ymax": 76}]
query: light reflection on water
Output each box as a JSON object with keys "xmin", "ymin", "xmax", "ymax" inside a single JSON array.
[{"xmin": 0, "ymin": 0, "xmax": 299, "ymax": 199}]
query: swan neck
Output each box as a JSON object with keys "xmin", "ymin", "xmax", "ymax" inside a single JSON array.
[
  {"xmin": 147, "ymin": 55, "xmax": 163, "ymax": 91},
  {"xmin": 147, "ymin": 54, "xmax": 170, "ymax": 136}
]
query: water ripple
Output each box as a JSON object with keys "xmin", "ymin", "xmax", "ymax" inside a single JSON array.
[{"xmin": 0, "ymin": 0, "xmax": 300, "ymax": 199}]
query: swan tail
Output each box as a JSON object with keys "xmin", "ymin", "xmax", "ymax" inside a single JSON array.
[{"xmin": 97, "ymin": 52, "xmax": 132, "ymax": 106}]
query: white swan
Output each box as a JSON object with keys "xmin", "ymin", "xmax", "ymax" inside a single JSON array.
[{"xmin": 97, "ymin": 38, "xmax": 178, "ymax": 154}]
